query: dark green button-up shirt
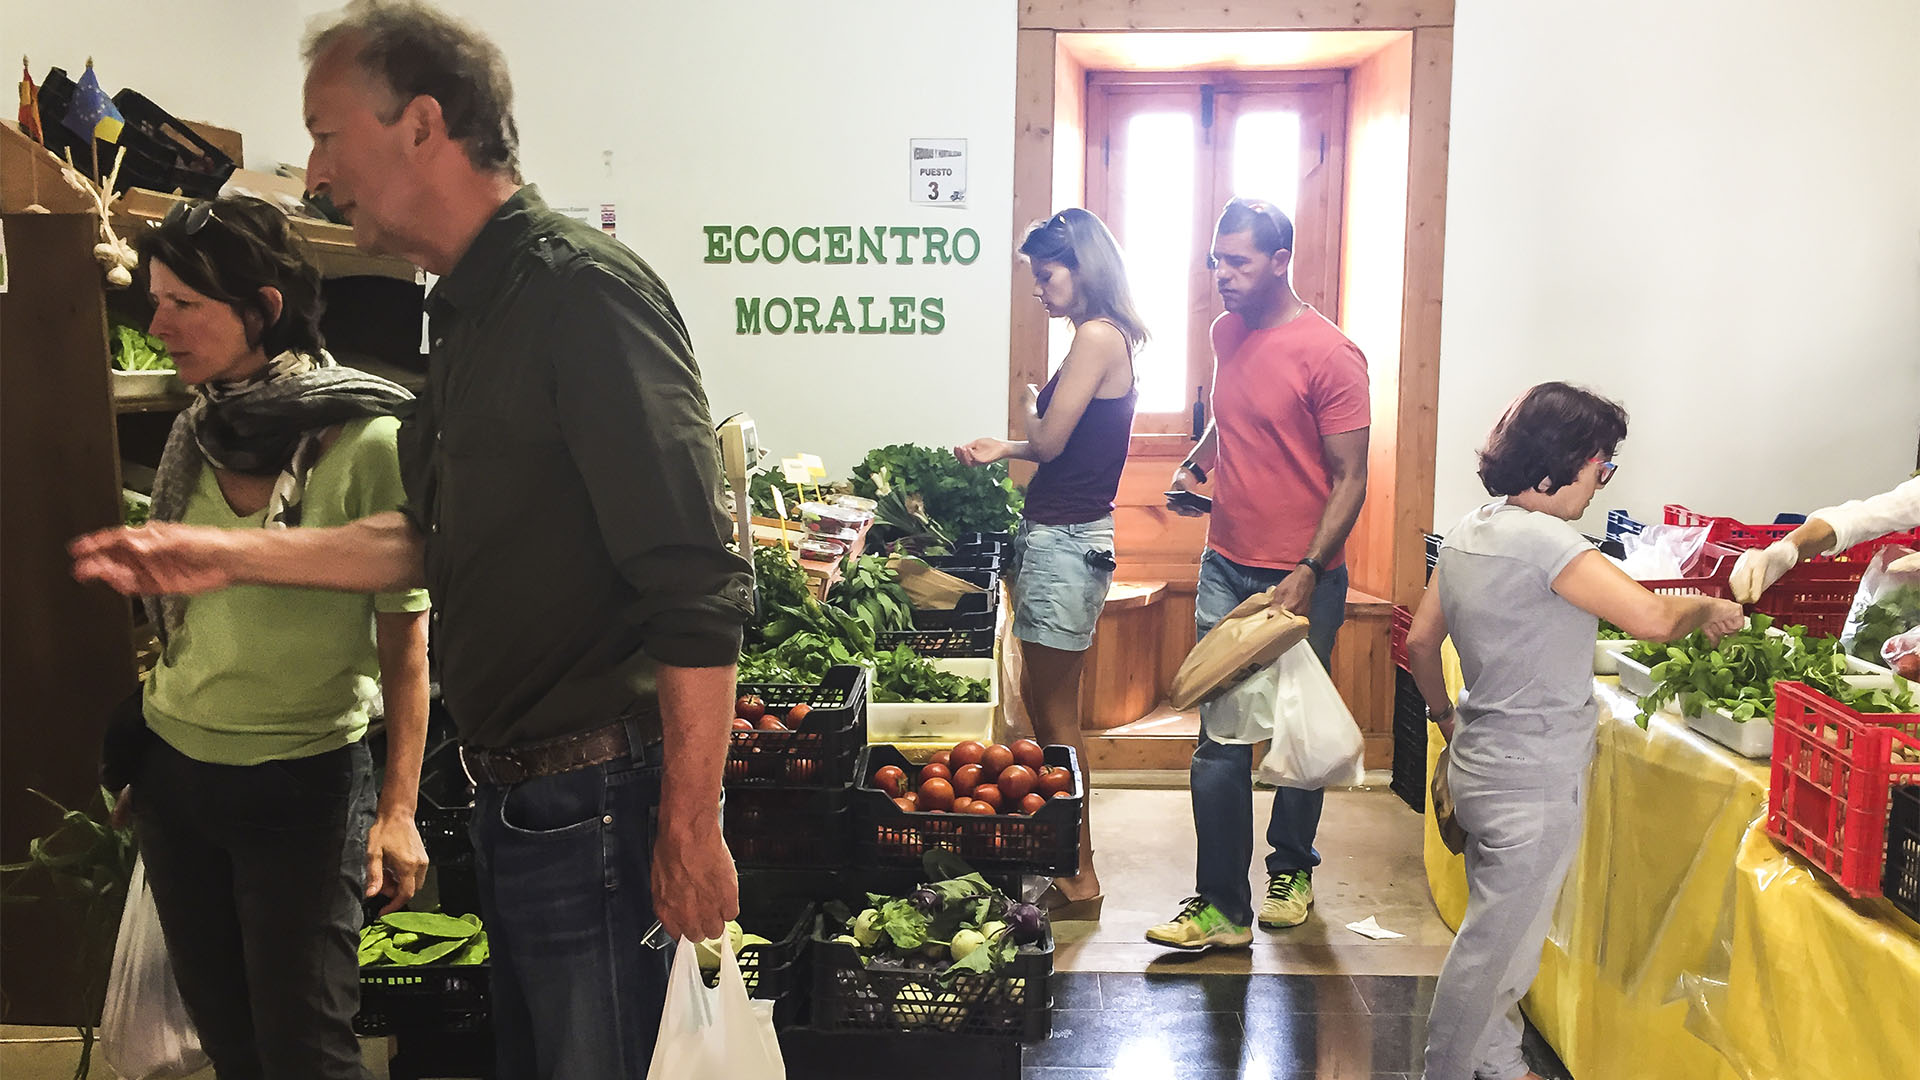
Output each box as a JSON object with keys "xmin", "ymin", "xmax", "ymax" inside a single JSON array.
[{"xmin": 399, "ymin": 186, "xmax": 753, "ymax": 749}]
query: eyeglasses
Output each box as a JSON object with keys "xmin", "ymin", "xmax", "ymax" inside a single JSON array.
[
  {"xmin": 161, "ymin": 200, "xmax": 221, "ymax": 235},
  {"xmin": 1590, "ymin": 458, "xmax": 1618, "ymax": 488}
]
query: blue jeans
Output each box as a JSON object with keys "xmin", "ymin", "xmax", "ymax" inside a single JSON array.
[
  {"xmin": 1191, "ymin": 548, "xmax": 1348, "ymax": 925},
  {"xmin": 471, "ymin": 748, "xmax": 668, "ymax": 1080}
]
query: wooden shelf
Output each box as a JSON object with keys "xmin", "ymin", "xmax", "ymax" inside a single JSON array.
[
  {"xmin": 113, "ymin": 389, "xmax": 192, "ymax": 414},
  {"xmin": 114, "ymin": 187, "xmax": 421, "ymax": 284}
]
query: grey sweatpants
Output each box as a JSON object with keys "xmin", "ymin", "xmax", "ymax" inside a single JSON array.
[{"xmin": 1422, "ymin": 761, "xmax": 1586, "ymax": 1080}]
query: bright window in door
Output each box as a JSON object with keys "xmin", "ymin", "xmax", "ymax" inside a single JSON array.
[{"xmin": 1086, "ymin": 72, "xmax": 1348, "ymax": 435}]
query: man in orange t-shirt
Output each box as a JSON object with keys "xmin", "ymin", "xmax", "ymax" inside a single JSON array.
[{"xmin": 1146, "ymin": 198, "xmax": 1370, "ymax": 953}]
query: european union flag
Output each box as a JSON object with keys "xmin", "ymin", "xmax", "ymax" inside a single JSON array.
[{"xmin": 61, "ymin": 60, "xmax": 123, "ymax": 144}]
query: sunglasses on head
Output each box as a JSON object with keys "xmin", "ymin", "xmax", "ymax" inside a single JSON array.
[{"xmin": 161, "ymin": 200, "xmax": 222, "ymax": 235}]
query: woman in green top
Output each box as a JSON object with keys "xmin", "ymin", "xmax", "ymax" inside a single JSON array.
[{"xmin": 125, "ymin": 196, "xmax": 430, "ymax": 1080}]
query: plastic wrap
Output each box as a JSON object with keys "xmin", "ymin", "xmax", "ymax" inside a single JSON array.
[{"xmin": 1425, "ymin": 666, "xmax": 1920, "ymax": 1080}]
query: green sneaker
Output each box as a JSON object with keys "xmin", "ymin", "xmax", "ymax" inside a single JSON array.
[
  {"xmin": 1259, "ymin": 871, "xmax": 1314, "ymax": 929},
  {"xmin": 1144, "ymin": 896, "xmax": 1253, "ymax": 951}
]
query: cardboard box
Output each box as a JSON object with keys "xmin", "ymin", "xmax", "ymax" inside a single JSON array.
[{"xmin": 0, "ymin": 124, "xmax": 95, "ymax": 214}]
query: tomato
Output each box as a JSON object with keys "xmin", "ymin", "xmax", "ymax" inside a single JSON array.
[
  {"xmin": 949, "ymin": 741, "xmax": 987, "ymax": 770},
  {"xmin": 997, "ymin": 765, "xmax": 1036, "ymax": 803},
  {"xmin": 1010, "ymin": 738, "xmax": 1046, "ymax": 771},
  {"xmin": 1020, "ymin": 792, "xmax": 1047, "ymax": 814},
  {"xmin": 735, "ymin": 694, "xmax": 766, "ymax": 722},
  {"xmin": 1037, "ymin": 767, "xmax": 1074, "ymax": 797},
  {"xmin": 982, "ymin": 744, "xmax": 1015, "ymax": 777},
  {"xmin": 951, "ymin": 763, "xmax": 985, "ymax": 797},
  {"xmin": 929, "ymin": 749, "xmax": 952, "ymax": 768},
  {"xmin": 755, "ymin": 716, "xmax": 788, "ymax": 732},
  {"xmin": 892, "ymin": 796, "xmax": 917, "ymax": 813},
  {"xmin": 960, "ymin": 799, "xmax": 996, "ymax": 816},
  {"xmin": 917, "ymin": 778, "xmax": 955, "ymax": 811},
  {"xmin": 872, "ymin": 765, "xmax": 907, "ymax": 798},
  {"xmin": 903, "ymin": 791, "xmax": 919, "ymax": 808},
  {"xmin": 971, "ymin": 784, "xmax": 1003, "ymax": 812},
  {"xmin": 731, "ymin": 717, "xmax": 754, "ymax": 732},
  {"xmin": 785, "ymin": 702, "xmax": 812, "ymax": 727},
  {"xmin": 952, "ymin": 797, "xmax": 975, "ymax": 814},
  {"xmin": 918, "ymin": 762, "xmax": 952, "ymax": 784}
]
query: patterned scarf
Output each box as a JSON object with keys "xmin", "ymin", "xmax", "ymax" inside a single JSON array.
[{"xmin": 146, "ymin": 349, "xmax": 414, "ymax": 645}]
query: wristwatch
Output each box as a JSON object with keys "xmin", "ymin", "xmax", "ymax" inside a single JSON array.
[
  {"xmin": 1296, "ymin": 555, "xmax": 1327, "ymax": 578},
  {"xmin": 1179, "ymin": 458, "xmax": 1208, "ymax": 484}
]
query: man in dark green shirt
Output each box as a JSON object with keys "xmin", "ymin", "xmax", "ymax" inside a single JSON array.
[{"xmin": 71, "ymin": 3, "xmax": 749, "ymax": 1075}]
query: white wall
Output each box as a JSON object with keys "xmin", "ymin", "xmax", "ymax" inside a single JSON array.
[
  {"xmin": 19, "ymin": 0, "xmax": 1016, "ymax": 480},
  {"xmin": 1438, "ymin": 0, "xmax": 1920, "ymax": 533},
  {"xmin": 22, "ymin": 0, "xmax": 1917, "ymax": 516}
]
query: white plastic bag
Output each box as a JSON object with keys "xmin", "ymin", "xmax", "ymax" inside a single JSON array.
[
  {"xmin": 1614, "ymin": 524, "xmax": 1711, "ymax": 580},
  {"xmin": 647, "ymin": 935, "xmax": 785, "ymax": 1080},
  {"xmin": 101, "ymin": 856, "xmax": 208, "ymax": 1080},
  {"xmin": 1255, "ymin": 646, "xmax": 1367, "ymax": 790},
  {"xmin": 1199, "ymin": 660, "xmax": 1282, "ymax": 744}
]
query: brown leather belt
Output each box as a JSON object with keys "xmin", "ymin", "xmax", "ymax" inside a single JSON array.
[{"xmin": 460, "ymin": 720, "xmax": 640, "ymax": 787}]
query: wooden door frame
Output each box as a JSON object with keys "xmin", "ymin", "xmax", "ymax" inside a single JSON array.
[{"xmin": 1011, "ymin": 1, "xmax": 1452, "ymax": 606}]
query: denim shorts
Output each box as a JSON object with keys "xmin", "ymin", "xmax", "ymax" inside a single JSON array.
[{"xmin": 1010, "ymin": 516, "xmax": 1115, "ymax": 652}]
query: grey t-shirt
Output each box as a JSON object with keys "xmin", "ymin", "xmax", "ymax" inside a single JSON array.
[{"xmin": 1438, "ymin": 500, "xmax": 1599, "ymax": 777}]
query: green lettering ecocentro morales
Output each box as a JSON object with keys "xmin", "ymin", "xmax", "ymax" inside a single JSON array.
[{"xmin": 705, "ymin": 223, "xmax": 978, "ymax": 336}]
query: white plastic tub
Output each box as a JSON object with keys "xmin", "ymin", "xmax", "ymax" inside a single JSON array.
[
  {"xmin": 1595, "ymin": 639, "xmax": 1634, "ymax": 675},
  {"xmin": 1682, "ymin": 674, "xmax": 1894, "ymax": 760},
  {"xmin": 866, "ymin": 657, "xmax": 998, "ymax": 748}
]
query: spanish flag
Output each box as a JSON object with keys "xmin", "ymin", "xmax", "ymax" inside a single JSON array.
[
  {"xmin": 60, "ymin": 59, "xmax": 123, "ymax": 144},
  {"xmin": 18, "ymin": 57, "xmax": 42, "ymax": 144}
]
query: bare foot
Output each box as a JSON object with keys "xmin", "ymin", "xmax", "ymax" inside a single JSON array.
[{"xmin": 1054, "ymin": 870, "xmax": 1102, "ymax": 903}]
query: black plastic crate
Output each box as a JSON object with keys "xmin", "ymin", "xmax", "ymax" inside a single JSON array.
[
  {"xmin": 957, "ymin": 531, "xmax": 1014, "ymax": 548},
  {"xmin": 1424, "ymin": 533, "xmax": 1443, "ymax": 583},
  {"xmin": 851, "ymin": 745, "xmax": 1083, "ymax": 876},
  {"xmin": 355, "ymin": 963, "xmax": 489, "ymax": 1037},
  {"xmin": 726, "ymin": 785, "xmax": 853, "ymax": 870},
  {"xmin": 911, "ymin": 589, "xmax": 999, "ymax": 632},
  {"xmin": 924, "ymin": 553, "xmax": 1004, "ymax": 576},
  {"xmin": 809, "ymin": 915, "xmax": 1053, "ymax": 1042},
  {"xmin": 730, "ymin": 664, "xmax": 869, "ymax": 787},
  {"xmin": 1390, "ymin": 667, "xmax": 1427, "ymax": 812},
  {"xmin": 415, "ymin": 803, "xmax": 479, "ymax": 920},
  {"xmin": 1885, "ymin": 785, "xmax": 1920, "ymax": 923},
  {"xmin": 879, "ymin": 626, "xmax": 995, "ymax": 659},
  {"xmin": 701, "ymin": 895, "xmax": 815, "ymax": 1028}
]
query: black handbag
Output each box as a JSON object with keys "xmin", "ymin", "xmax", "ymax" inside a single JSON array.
[{"xmin": 101, "ymin": 688, "xmax": 156, "ymax": 792}]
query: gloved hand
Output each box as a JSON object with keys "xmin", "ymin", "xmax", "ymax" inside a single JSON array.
[
  {"xmin": 1730, "ymin": 539, "xmax": 1801, "ymax": 603},
  {"xmin": 1889, "ymin": 550, "xmax": 1920, "ymax": 575}
]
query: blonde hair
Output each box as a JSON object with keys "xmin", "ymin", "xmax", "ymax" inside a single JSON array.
[{"xmin": 1020, "ymin": 208, "xmax": 1148, "ymax": 348}]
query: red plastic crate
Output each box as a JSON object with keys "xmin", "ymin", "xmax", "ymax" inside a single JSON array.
[
  {"xmin": 1664, "ymin": 503, "xmax": 1920, "ymax": 563},
  {"xmin": 1766, "ymin": 681, "xmax": 1920, "ymax": 898},
  {"xmin": 1634, "ymin": 560, "xmax": 1867, "ymax": 639},
  {"xmin": 1390, "ymin": 605, "xmax": 1414, "ymax": 672}
]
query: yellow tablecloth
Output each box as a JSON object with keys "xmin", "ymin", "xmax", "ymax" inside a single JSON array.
[{"xmin": 1423, "ymin": 680, "xmax": 1920, "ymax": 1080}]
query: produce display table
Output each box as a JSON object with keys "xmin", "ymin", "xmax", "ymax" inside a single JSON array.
[{"xmin": 1422, "ymin": 679, "xmax": 1920, "ymax": 1080}]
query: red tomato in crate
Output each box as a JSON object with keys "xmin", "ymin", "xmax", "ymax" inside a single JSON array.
[
  {"xmin": 1010, "ymin": 739, "xmax": 1045, "ymax": 771},
  {"xmin": 929, "ymin": 749, "xmax": 953, "ymax": 768},
  {"xmin": 981, "ymin": 744, "xmax": 1015, "ymax": 777},
  {"xmin": 997, "ymin": 765, "xmax": 1036, "ymax": 803},
  {"xmin": 949, "ymin": 741, "xmax": 987, "ymax": 770},
  {"xmin": 736, "ymin": 695, "xmax": 766, "ymax": 722},
  {"xmin": 952, "ymin": 764, "xmax": 985, "ymax": 797},
  {"xmin": 971, "ymin": 784, "xmax": 1003, "ymax": 812},
  {"xmin": 1037, "ymin": 767, "xmax": 1074, "ymax": 797},
  {"xmin": 892, "ymin": 796, "xmax": 916, "ymax": 813},
  {"xmin": 731, "ymin": 717, "xmax": 754, "ymax": 732},
  {"xmin": 919, "ymin": 762, "xmax": 952, "ymax": 784},
  {"xmin": 755, "ymin": 716, "xmax": 788, "ymax": 732},
  {"xmin": 952, "ymin": 797, "xmax": 975, "ymax": 814},
  {"xmin": 785, "ymin": 702, "xmax": 813, "ymax": 727},
  {"xmin": 903, "ymin": 791, "xmax": 919, "ymax": 808},
  {"xmin": 872, "ymin": 765, "xmax": 907, "ymax": 798},
  {"xmin": 960, "ymin": 800, "xmax": 996, "ymax": 816},
  {"xmin": 1020, "ymin": 793, "xmax": 1047, "ymax": 815},
  {"xmin": 918, "ymin": 778, "xmax": 955, "ymax": 812}
]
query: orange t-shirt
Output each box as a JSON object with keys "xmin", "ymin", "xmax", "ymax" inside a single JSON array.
[{"xmin": 1206, "ymin": 309, "xmax": 1370, "ymax": 570}]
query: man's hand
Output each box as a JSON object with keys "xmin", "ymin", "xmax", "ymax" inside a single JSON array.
[
  {"xmin": 70, "ymin": 523, "xmax": 237, "ymax": 596},
  {"xmin": 365, "ymin": 811, "xmax": 430, "ymax": 916},
  {"xmin": 955, "ymin": 439, "xmax": 1012, "ymax": 468},
  {"xmin": 1269, "ymin": 568, "xmax": 1316, "ymax": 618},
  {"xmin": 651, "ymin": 816, "xmax": 738, "ymax": 943},
  {"xmin": 1167, "ymin": 464, "xmax": 1206, "ymax": 517},
  {"xmin": 1889, "ymin": 551, "xmax": 1920, "ymax": 575}
]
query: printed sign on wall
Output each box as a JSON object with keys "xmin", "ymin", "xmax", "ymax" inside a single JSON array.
[{"xmin": 909, "ymin": 139, "xmax": 967, "ymax": 207}]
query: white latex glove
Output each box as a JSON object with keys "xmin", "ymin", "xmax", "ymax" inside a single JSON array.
[
  {"xmin": 1730, "ymin": 539, "xmax": 1800, "ymax": 603},
  {"xmin": 1889, "ymin": 551, "xmax": 1920, "ymax": 575}
]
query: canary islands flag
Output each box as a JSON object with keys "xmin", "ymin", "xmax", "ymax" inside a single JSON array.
[{"xmin": 61, "ymin": 60, "xmax": 123, "ymax": 144}]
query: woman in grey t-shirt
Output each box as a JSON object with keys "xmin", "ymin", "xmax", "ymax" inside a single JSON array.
[{"xmin": 1404, "ymin": 383, "xmax": 1742, "ymax": 1080}]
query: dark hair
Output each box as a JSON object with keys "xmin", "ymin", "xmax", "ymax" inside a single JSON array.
[
  {"xmin": 1477, "ymin": 382, "xmax": 1629, "ymax": 496},
  {"xmin": 1215, "ymin": 197, "xmax": 1294, "ymax": 255},
  {"xmin": 304, "ymin": 0, "xmax": 520, "ymax": 177},
  {"xmin": 134, "ymin": 196, "xmax": 326, "ymax": 358},
  {"xmin": 1020, "ymin": 208, "xmax": 1148, "ymax": 347}
]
